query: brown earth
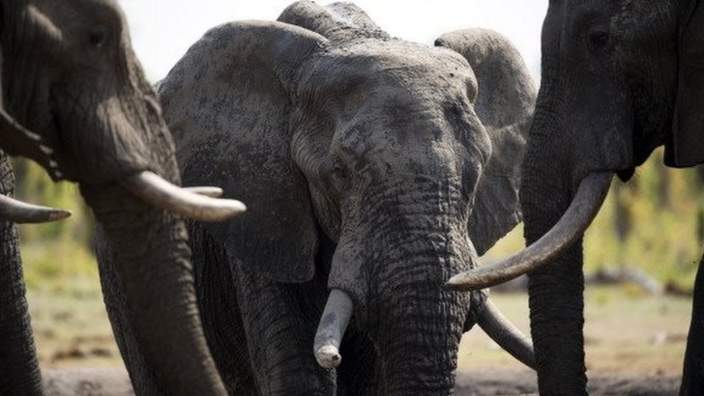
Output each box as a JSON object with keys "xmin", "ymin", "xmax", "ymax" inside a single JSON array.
[{"xmin": 32, "ymin": 284, "xmax": 692, "ymax": 395}]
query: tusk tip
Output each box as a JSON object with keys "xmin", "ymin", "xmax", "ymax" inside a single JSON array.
[
  {"xmin": 224, "ymin": 199, "xmax": 247, "ymax": 216},
  {"xmin": 49, "ymin": 209, "xmax": 72, "ymax": 221},
  {"xmin": 445, "ymin": 272, "xmax": 483, "ymax": 291},
  {"xmin": 315, "ymin": 345, "xmax": 342, "ymax": 369}
]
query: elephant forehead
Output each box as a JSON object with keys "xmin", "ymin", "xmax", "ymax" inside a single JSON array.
[{"xmin": 304, "ymin": 39, "xmax": 476, "ymax": 95}]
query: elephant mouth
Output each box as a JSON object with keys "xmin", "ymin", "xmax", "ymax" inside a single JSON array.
[{"xmin": 446, "ymin": 172, "xmax": 614, "ymax": 290}]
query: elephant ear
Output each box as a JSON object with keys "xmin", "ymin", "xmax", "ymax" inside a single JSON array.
[
  {"xmin": 436, "ymin": 29, "xmax": 536, "ymax": 255},
  {"xmin": 158, "ymin": 21, "xmax": 328, "ymax": 283},
  {"xmin": 665, "ymin": 0, "xmax": 704, "ymax": 168}
]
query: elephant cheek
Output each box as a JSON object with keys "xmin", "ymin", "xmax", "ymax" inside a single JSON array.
[{"xmin": 52, "ymin": 91, "xmax": 171, "ymax": 184}]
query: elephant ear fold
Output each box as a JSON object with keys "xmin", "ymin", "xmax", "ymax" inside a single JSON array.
[
  {"xmin": 436, "ymin": 29, "xmax": 536, "ymax": 255},
  {"xmin": 665, "ymin": 0, "xmax": 704, "ymax": 168},
  {"xmin": 158, "ymin": 21, "xmax": 328, "ymax": 283}
]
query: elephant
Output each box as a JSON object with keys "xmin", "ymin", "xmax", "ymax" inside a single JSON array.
[
  {"xmin": 0, "ymin": 0, "xmax": 247, "ymax": 394},
  {"xmin": 448, "ymin": 0, "xmax": 704, "ymax": 394},
  {"xmin": 157, "ymin": 1, "xmax": 536, "ymax": 394}
]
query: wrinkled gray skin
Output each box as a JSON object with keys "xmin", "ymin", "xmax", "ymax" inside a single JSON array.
[
  {"xmin": 158, "ymin": 2, "xmax": 535, "ymax": 394},
  {"xmin": 522, "ymin": 0, "xmax": 704, "ymax": 395},
  {"xmin": 0, "ymin": 0, "xmax": 226, "ymax": 394}
]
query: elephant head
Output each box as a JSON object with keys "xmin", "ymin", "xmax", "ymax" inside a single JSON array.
[
  {"xmin": 446, "ymin": 0, "xmax": 704, "ymax": 393},
  {"xmin": 448, "ymin": 0, "xmax": 704, "ymax": 287},
  {"xmin": 0, "ymin": 0, "xmax": 246, "ymax": 394},
  {"xmin": 159, "ymin": 2, "xmax": 535, "ymax": 392}
]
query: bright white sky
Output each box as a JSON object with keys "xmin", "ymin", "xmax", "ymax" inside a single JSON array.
[{"xmin": 118, "ymin": 1, "xmax": 548, "ymax": 83}]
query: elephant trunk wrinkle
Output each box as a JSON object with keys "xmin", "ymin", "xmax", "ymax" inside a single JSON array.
[{"xmin": 374, "ymin": 283, "xmax": 466, "ymax": 395}]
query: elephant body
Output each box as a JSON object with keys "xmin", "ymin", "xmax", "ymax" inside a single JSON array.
[{"xmin": 157, "ymin": 2, "xmax": 535, "ymax": 394}]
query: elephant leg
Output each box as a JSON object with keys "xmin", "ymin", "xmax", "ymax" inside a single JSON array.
[
  {"xmin": 0, "ymin": 220, "xmax": 42, "ymax": 396},
  {"xmin": 0, "ymin": 157, "xmax": 42, "ymax": 396},
  {"xmin": 233, "ymin": 262, "xmax": 335, "ymax": 396},
  {"xmin": 335, "ymin": 323, "xmax": 379, "ymax": 396},
  {"xmin": 681, "ymin": 255, "xmax": 704, "ymax": 396},
  {"xmin": 189, "ymin": 223, "xmax": 257, "ymax": 395}
]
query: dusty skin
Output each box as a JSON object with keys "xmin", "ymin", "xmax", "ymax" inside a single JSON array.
[{"xmin": 34, "ymin": 286, "xmax": 689, "ymax": 395}]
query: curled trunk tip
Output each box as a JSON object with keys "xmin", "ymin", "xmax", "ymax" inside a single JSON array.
[{"xmin": 447, "ymin": 172, "xmax": 613, "ymax": 290}]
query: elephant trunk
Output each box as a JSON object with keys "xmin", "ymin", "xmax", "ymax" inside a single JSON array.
[
  {"xmin": 82, "ymin": 184, "xmax": 227, "ymax": 395},
  {"xmin": 376, "ymin": 275, "xmax": 468, "ymax": 395},
  {"xmin": 0, "ymin": 156, "xmax": 42, "ymax": 396},
  {"xmin": 519, "ymin": 110, "xmax": 590, "ymax": 394}
]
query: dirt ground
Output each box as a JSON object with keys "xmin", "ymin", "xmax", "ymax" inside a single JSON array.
[{"xmin": 32, "ymin": 284, "xmax": 692, "ymax": 395}]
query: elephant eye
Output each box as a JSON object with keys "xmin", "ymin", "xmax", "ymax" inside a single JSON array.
[
  {"xmin": 588, "ymin": 28, "xmax": 610, "ymax": 52},
  {"xmin": 88, "ymin": 29, "xmax": 108, "ymax": 49}
]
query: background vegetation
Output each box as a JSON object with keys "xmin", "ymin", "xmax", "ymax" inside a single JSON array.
[{"xmin": 15, "ymin": 147, "xmax": 704, "ymax": 294}]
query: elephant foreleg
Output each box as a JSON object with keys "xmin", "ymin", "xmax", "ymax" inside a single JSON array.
[
  {"xmin": 681, "ymin": 255, "xmax": 704, "ymax": 396},
  {"xmin": 233, "ymin": 262, "xmax": 335, "ymax": 396},
  {"xmin": 0, "ymin": 156, "xmax": 42, "ymax": 396}
]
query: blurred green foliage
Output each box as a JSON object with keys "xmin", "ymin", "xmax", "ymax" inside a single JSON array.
[
  {"xmin": 489, "ymin": 149, "xmax": 704, "ymax": 292},
  {"xmin": 11, "ymin": 148, "xmax": 704, "ymax": 293},
  {"xmin": 12, "ymin": 159, "xmax": 97, "ymax": 292}
]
